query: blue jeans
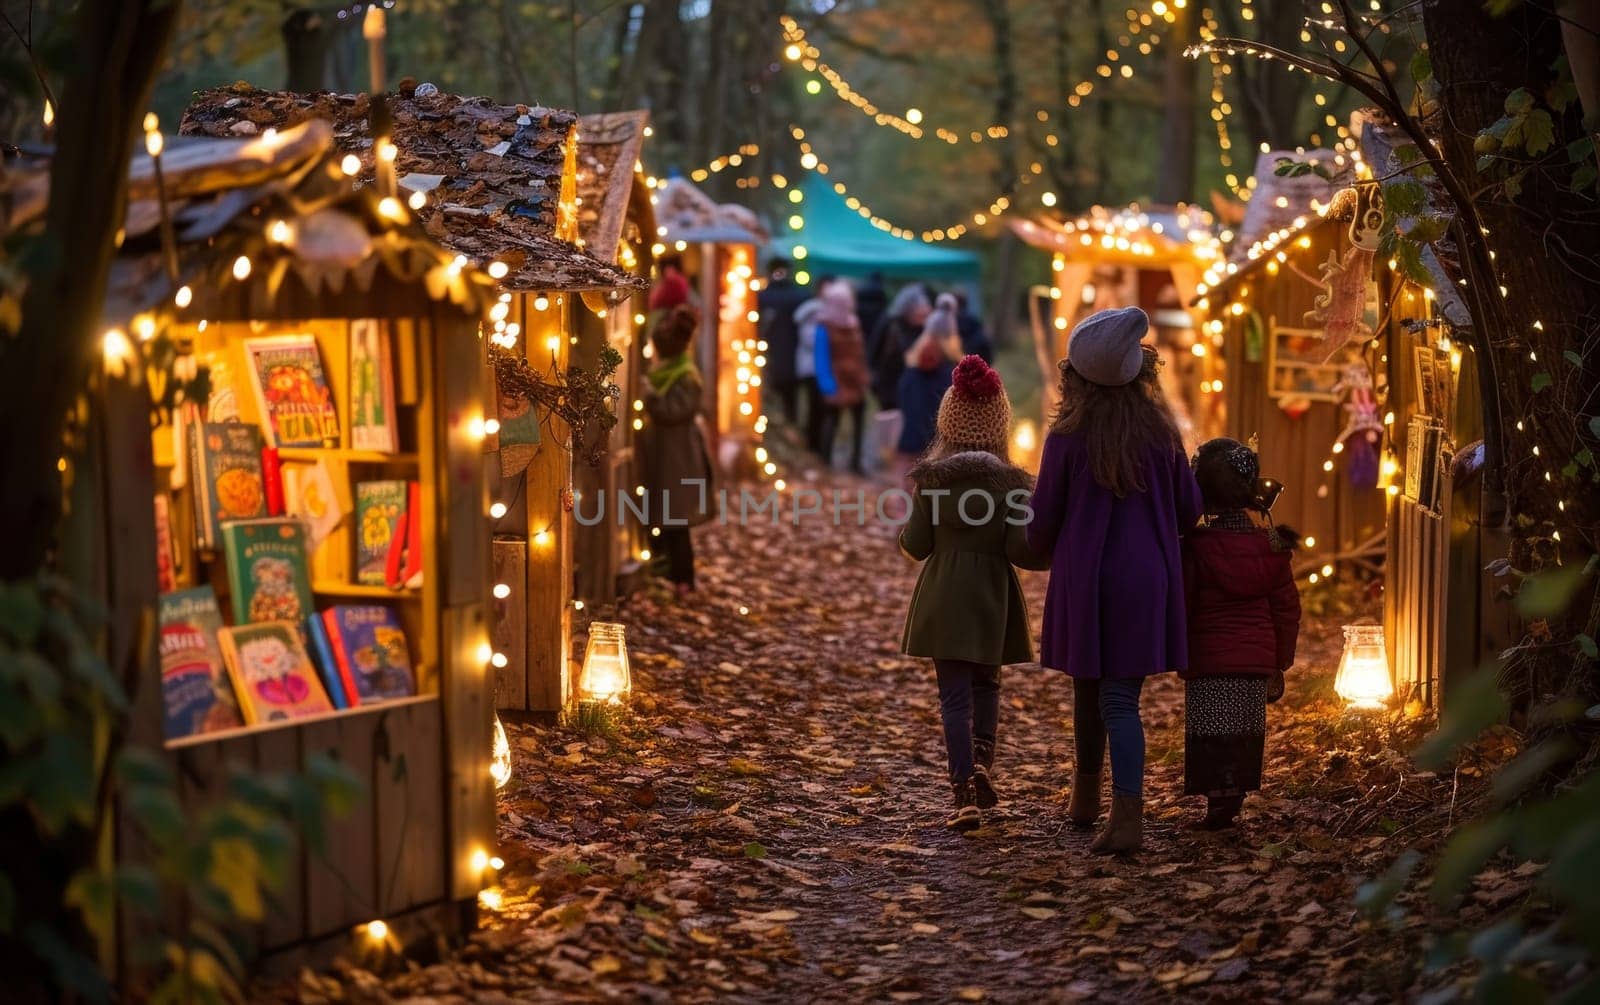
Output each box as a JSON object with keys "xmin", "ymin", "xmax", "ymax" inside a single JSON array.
[
  {"xmin": 935, "ymin": 660, "xmax": 1001, "ymax": 782},
  {"xmin": 1073, "ymin": 677, "xmax": 1147, "ymax": 796}
]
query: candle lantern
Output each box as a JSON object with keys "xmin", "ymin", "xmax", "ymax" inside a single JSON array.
[
  {"xmin": 1335, "ymin": 624, "xmax": 1393, "ymax": 710},
  {"xmin": 577, "ymin": 622, "xmax": 632, "ymax": 704}
]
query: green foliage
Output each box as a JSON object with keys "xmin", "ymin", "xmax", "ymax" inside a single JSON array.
[
  {"xmin": 0, "ymin": 577, "xmax": 360, "ymax": 1001},
  {"xmin": 1362, "ymin": 566, "xmax": 1600, "ymax": 1001}
]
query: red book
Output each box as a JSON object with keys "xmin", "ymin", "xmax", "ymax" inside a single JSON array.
[
  {"xmin": 383, "ymin": 506, "xmax": 409, "ymax": 589},
  {"xmin": 261, "ymin": 447, "xmax": 285, "ymax": 516},
  {"xmin": 320, "ymin": 608, "xmax": 364, "ymax": 708},
  {"xmin": 401, "ymin": 480, "xmax": 423, "ymax": 588}
]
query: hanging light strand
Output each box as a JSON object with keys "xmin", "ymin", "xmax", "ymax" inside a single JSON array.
[
  {"xmin": 780, "ymin": 14, "xmax": 1165, "ymax": 148},
  {"xmin": 785, "ymin": 125, "xmax": 1044, "ymax": 243}
]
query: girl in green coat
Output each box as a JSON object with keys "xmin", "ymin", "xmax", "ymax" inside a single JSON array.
[{"xmin": 900, "ymin": 355, "xmax": 1047, "ymax": 830}]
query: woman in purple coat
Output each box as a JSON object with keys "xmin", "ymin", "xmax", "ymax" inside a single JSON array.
[{"xmin": 1027, "ymin": 307, "xmax": 1202, "ymax": 854}]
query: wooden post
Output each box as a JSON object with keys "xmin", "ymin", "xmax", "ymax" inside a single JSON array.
[{"xmin": 511, "ymin": 293, "xmax": 573, "ymax": 715}]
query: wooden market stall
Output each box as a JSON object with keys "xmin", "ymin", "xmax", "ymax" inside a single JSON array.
[
  {"xmin": 652, "ymin": 178, "xmax": 772, "ymax": 477},
  {"xmin": 571, "ymin": 110, "xmax": 656, "ymax": 603},
  {"xmin": 12, "ymin": 121, "xmax": 502, "ymax": 964},
  {"xmin": 182, "ymin": 86, "xmax": 646, "ymax": 718},
  {"xmin": 1195, "ymin": 122, "xmax": 1509, "ymax": 710},
  {"xmin": 1009, "ymin": 204, "xmax": 1226, "ymax": 445}
]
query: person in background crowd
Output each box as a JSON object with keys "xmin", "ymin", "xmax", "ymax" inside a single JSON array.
[
  {"xmin": 868, "ymin": 283, "xmax": 932, "ymax": 471},
  {"xmin": 814, "ymin": 280, "xmax": 870, "ymax": 473},
  {"xmin": 953, "ymin": 290, "xmax": 994, "ymax": 362},
  {"xmin": 899, "ymin": 355, "xmax": 1047, "ymax": 830},
  {"xmin": 1026, "ymin": 307, "xmax": 1202, "ymax": 855},
  {"xmin": 638, "ymin": 305, "xmax": 714, "ymax": 599},
  {"xmin": 1181, "ymin": 438, "xmax": 1301, "ymax": 830},
  {"xmin": 868, "ymin": 282, "xmax": 932, "ymax": 412},
  {"xmin": 792, "ymin": 274, "xmax": 838, "ymax": 457},
  {"xmin": 855, "ymin": 271, "xmax": 888, "ymax": 346},
  {"xmin": 649, "ymin": 254, "xmax": 691, "ymax": 313},
  {"xmin": 894, "ymin": 292, "xmax": 964, "ymax": 476},
  {"xmin": 757, "ymin": 257, "xmax": 808, "ymax": 425}
]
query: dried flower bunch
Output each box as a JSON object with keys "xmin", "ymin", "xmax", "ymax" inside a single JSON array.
[{"xmin": 488, "ymin": 343, "xmax": 622, "ymax": 466}]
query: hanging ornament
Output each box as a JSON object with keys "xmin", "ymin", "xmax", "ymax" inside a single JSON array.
[
  {"xmin": 1305, "ymin": 183, "xmax": 1383, "ymax": 363},
  {"xmin": 1333, "ymin": 360, "xmax": 1385, "ymax": 491}
]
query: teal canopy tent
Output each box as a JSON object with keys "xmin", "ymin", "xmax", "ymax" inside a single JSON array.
[{"xmin": 769, "ymin": 175, "xmax": 981, "ymax": 285}]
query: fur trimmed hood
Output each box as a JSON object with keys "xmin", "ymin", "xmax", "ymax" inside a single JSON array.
[{"xmin": 909, "ymin": 450, "xmax": 1034, "ymax": 494}]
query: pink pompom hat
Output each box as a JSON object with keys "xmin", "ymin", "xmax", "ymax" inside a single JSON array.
[{"xmin": 936, "ymin": 355, "xmax": 1012, "ymax": 453}]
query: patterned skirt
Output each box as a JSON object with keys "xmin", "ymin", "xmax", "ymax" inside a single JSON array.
[{"xmin": 1184, "ymin": 676, "xmax": 1268, "ymax": 797}]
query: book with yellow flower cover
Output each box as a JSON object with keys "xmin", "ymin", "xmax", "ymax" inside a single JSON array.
[{"xmin": 355, "ymin": 480, "xmax": 407, "ymax": 585}]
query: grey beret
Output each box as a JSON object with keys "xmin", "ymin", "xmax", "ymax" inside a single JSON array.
[{"xmin": 1067, "ymin": 306, "xmax": 1149, "ymax": 387}]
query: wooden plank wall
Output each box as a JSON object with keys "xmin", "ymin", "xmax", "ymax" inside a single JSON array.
[
  {"xmin": 498, "ymin": 292, "xmax": 573, "ymax": 715},
  {"xmin": 1219, "ymin": 227, "xmax": 1385, "ymax": 560}
]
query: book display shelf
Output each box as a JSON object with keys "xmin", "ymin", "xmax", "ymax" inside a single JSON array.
[
  {"xmin": 156, "ymin": 317, "xmax": 436, "ymax": 745},
  {"xmin": 67, "ymin": 122, "xmax": 505, "ymax": 968}
]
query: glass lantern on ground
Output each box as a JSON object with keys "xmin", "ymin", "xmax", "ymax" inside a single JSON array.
[
  {"xmin": 577, "ymin": 622, "xmax": 632, "ymax": 704},
  {"xmin": 1335, "ymin": 624, "xmax": 1393, "ymax": 710}
]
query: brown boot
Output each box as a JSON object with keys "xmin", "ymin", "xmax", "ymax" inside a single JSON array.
[
  {"xmin": 1066, "ymin": 773, "xmax": 1101, "ymax": 827},
  {"xmin": 1090, "ymin": 793, "xmax": 1143, "ymax": 854},
  {"xmin": 972, "ymin": 739, "xmax": 999, "ymax": 809},
  {"xmin": 947, "ymin": 778, "xmax": 981, "ymax": 831},
  {"xmin": 1197, "ymin": 794, "xmax": 1243, "ymax": 830}
]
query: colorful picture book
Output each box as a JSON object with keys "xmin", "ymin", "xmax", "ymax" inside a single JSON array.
[
  {"xmin": 244, "ymin": 334, "xmax": 340, "ymax": 447},
  {"xmin": 356, "ymin": 480, "xmax": 407, "ymax": 585},
  {"xmin": 191, "ymin": 421, "xmax": 269, "ymax": 549},
  {"xmin": 350, "ymin": 320, "xmax": 399, "ymax": 453},
  {"xmin": 221, "ymin": 518, "xmax": 314, "ymax": 626},
  {"xmin": 158, "ymin": 587, "xmax": 244, "ymax": 739},
  {"xmin": 218, "ymin": 621, "xmax": 334, "ymax": 725},
  {"xmin": 321, "ymin": 605, "xmax": 417, "ymax": 706},
  {"xmin": 305, "ymin": 614, "xmax": 351, "ymax": 709},
  {"xmin": 283, "ymin": 458, "xmax": 345, "ymax": 549}
]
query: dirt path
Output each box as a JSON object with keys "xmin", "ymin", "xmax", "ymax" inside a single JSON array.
[{"xmin": 306, "ymin": 473, "xmax": 1512, "ymax": 1004}]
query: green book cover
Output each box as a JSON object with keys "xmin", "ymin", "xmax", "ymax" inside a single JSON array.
[
  {"xmin": 355, "ymin": 480, "xmax": 407, "ymax": 585},
  {"xmin": 192, "ymin": 421, "xmax": 268, "ymax": 550},
  {"xmin": 221, "ymin": 518, "xmax": 314, "ymax": 626}
]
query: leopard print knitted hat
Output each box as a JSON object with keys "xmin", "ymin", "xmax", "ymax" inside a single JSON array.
[{"xmin": 936, "ymin": 355, "xmax": 1012, "ymax": 453}]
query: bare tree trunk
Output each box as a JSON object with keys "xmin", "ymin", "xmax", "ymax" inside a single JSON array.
[
  {"xmin": 1423, "ymin": 0, "xmax": 1600, "ymax": 528},
  {"xmin": 1046, "ymin": 0, "xmax": 1083, "ymax": 205},
  {"xmin": 1092, "ymin": 0, "xmax": 1113, "ymax": 201},
  {"xmin": 282, "ymin": 7, "xmax": 329, "ymax": 91},
  {"xmin": 0, "ymin": 0, "xmax": 180, "ymax": 991},
  {"xmin": 602, "ymin": 3, "xmax": 640, "ymax": 109},
  {"xmin": 1214, "ymin": 0, "xmax": 1306, "ymax": 149},
  {"xmin": 1, "ymin": 0, "xmax": 180, "ymax": 579},
  {"xmin": 979, "ymin": 0, "xmax": 1022, "ymax": 346},
  {"xmin": 1156, "ymin": 3, "xmax": 1197, "ymax": 203},
  {"xmin": 624, "ymin": 0, "xmax": 688, "ymax": 155}
]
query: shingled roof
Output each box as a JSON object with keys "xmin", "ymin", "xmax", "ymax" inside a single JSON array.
[
  {"xmin": 2, "ymin": 120, "xmax": 497, "ymax": 322},
  {"xmin": 574, "ymin": 110, "xmax": 651, "ymax": 265},
  {"xmin": 181, "ymin": 84, "xmax": 644, "ymax": 297}
]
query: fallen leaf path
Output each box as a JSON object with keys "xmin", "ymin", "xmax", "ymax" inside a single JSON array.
[{"xmin": 293, "ymin": 472, "xmax": 1528, "ymax": 1004}]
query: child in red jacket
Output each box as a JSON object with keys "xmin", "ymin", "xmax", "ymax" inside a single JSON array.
[{"xmin": 1181, "ymin": 438, "xmax": 1301, "ymax": 830}]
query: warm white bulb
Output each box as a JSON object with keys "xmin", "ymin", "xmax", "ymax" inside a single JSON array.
[
  {"xmin": 489, "ymin": 502, "xmax": 508, "ymax": 519},
  {"xmin": 232, "ymin": 256, "xmax": 251, "ymax": 280},
  {"xmin": 493, "ymin": 583, "xmax": 511, "ymax": 599},
  {"xmin": 341, "ymin": 154, "xmax": 361, "ymax": 176}
]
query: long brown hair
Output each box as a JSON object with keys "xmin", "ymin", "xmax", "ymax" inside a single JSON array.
[{"xmin": 1050, "ymin": 346, "xmax": 1182, "ymax": 496}]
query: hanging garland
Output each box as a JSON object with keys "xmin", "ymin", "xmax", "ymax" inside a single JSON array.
[{"xmin": 488, "ymin": 343, "xmax": 622, "ymax": 467}]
